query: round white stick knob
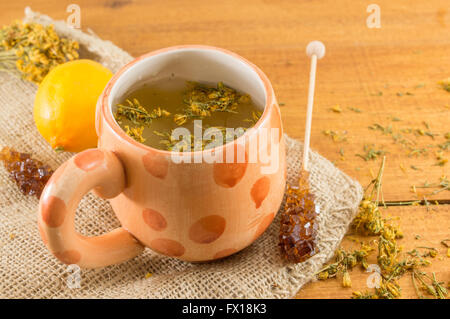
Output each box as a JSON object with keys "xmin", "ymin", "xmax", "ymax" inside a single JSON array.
[
  {"xmin": 306, "ymin": 41, "xmax": 326, "ymax": 59},
  {"xmin": 302, "ymin": 41, "xmax": 325, "ymax": 171}
]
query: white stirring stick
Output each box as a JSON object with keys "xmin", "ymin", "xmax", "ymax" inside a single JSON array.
[{"xmin": 302, "ymin": 41, "xmax": 326, "ymax": 171}]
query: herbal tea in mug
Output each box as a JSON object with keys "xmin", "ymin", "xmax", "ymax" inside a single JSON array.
[
  {"xmin": 39, "ymin": 46, "xmax": 286, "ymax": 267},
  {"xmin": 113, "ymin": 77, "xmax": 262, "ymax": 151}
]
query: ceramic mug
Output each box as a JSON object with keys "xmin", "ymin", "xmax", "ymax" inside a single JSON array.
[{"xmin": 38, "ymin": 45, "xmax": 286, "ymax": 268}]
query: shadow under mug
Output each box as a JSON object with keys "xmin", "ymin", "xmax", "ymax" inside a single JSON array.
[{"xmin": 38, "ymin": 45, "xmax": 286, "ymax": 268}]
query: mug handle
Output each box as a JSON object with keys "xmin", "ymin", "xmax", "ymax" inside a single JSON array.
[{"xmin": 38, "ymin": 149, "xmax": 144, "ymax": 268}]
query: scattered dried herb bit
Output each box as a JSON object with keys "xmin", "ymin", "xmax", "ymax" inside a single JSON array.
[
  {"xmin": 339, "ymin": 148, "xmax": 345, "ymax": 160},
  {"xmin": 407, "ymin": 247, "xmax": 438, "ymax": 259},
  {"xmin": 397, "ymin": 92, "xmax": 414, "ymax": 96},
  {"xmin": 322, "ymin": 130, "xmax": 347, "ymax": 142},
  {"xmin": 0, "ymin": 146, "xmax": 53, "ymax": 198},
  {"xmin": 348, "ymin": 107, "xmax": 362, "ymax": 113},
  {"xmin": 408, "ymin": 148, "xmax": 428, "ymax": 157},
  {"xmin": 410, "ymin": 165, "xmax": 421, "ymax": 171},
  {"xmin": 0, "ymin": 21, "xmax": 79, "ymax": 83},
  {"xmin": 415, "ymin": 83, "xmax": 425, "ymax": 89},
  {"xmin": 438, "ymin": 78, "xmax": 450, "ymax": 92},
  {"xmin": 330, "ymin": 105, "xmax": 342, "ymax": 113},
  {"xmin": 371, "ymin": 91, "xmax": 383, "ymax": 96},
  {"xmin": 279, "ymin": 170, "xmax": 319, "ymax": 263},
  {"xmin": 316, "ymin": 243, "xmax": 374, "ymax": 287},
  {"xmin": 438, "ymin": 132, "xmax": 450, "ymax": 150},
  {"xmin": 391, "ymin": 117, "xmax": 401, "ymax": 122},
  {"xmin": 435, "ymin": 150, "xmax": 448, "ymax": 166},
  {"xmin": 351, "ymin": 291, "xmax": 378, "ymax": 299},
  {"xmin": 369, "ymin": 123, "xmax": 392, "ymax": 135},
  {"xmin": 414, "ymin": 128, "xmax": 438, "ymax": 140},
  {"xmin": 441, "ymin": 239, "xmax": 450, "ymax": 248},
  {"xmin": 355, "ymin": 144, "xmax": 386, "ymax": 161},
  {"xmin": 278, "ymin": 102, "xmax": 286, "ymax": 106},
  {"xmin": 399, "ymin": 163, "xmax": 407, "ymax": 173}
]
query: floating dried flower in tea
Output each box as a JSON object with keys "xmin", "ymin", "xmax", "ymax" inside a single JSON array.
[
  {"xmin": 115, "ymin": 98, "xmax": 171, "ymax": 127},
  {"xmin": 113, "ymin": 78, "xmax": 261, "ymax": 150},
  {"xmin": 177, "ymin": 81, "xmax": 249, "ymax": 121}
]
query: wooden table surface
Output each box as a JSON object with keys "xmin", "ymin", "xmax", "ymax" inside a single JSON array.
[{"xmin": 1, "ymin": 0, "xmax": 448, "ymax": 299}]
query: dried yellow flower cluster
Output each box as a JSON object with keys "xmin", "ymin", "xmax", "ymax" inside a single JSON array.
[
  {"xmin": 318, "ymin": 157, "xmax": 448, "ymax": 299},
  {"xmin": 0, "ymin": 20, "xmax": 79, "ymax": 83},
  {"xmin": 173, "ymin": 81, "xmax": 250, "ymax": 125}
]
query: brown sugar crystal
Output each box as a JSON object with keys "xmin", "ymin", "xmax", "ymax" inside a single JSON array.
[
  {"xmin": 279, "ymin": 170, "xmax": 319, "ymax": 263},
  {"xmin": 0, "ymin": 147, "xmax": 53, "ymax": 198}
]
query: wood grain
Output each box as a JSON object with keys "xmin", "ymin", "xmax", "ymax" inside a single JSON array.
[{"xmin": 0, "ymin": 0, "xmax": 448, "ymax": 299}]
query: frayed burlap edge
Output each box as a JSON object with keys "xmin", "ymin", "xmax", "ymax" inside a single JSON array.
[{"xmin": 0, "ymin": 8, "xmax": 363, "ymax": 299}]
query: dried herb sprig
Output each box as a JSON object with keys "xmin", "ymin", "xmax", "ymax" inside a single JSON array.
[
  {"xmin": 322, "ymin": 130, "xmax": 347, "ymax": 142},
  {"xmin": 369, "ymin": 123, "xmax": 393, "ymax": 135},
  {"xmin": 415, "ymin": 176, "xmax": 449, "ymax": 196},
  {"xmin": 412, "ymin": 271, "xmax": 448, "ymax": 299},
  {"xmin": 355, "ymin": 144, "xmax": 386, "ymax": 161},
  {"xmin": 352, "ymin": 157, "xmax": 404, "ymax": 238},
  {"xmin": 0, "ymin": 20, "xmax": 79, "ymax": 83},
  {"xmin": 407, "ymin": 247, "xmax": 437, "ymax": 259}
]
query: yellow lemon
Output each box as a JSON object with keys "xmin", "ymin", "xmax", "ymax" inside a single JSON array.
[{"xmin": 34, "ymin": 59, "xmax": 113, "ymax": 152}]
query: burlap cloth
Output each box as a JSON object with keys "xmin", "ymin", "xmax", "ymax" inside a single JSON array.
[{"xmin": 0, "ymin": 9, "xmax": 363, "ymax": 299}]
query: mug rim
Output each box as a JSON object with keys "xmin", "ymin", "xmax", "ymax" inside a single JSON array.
[{"xmin": 101, "ymin": 44, "xmax": 275, "ymax": 156}]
